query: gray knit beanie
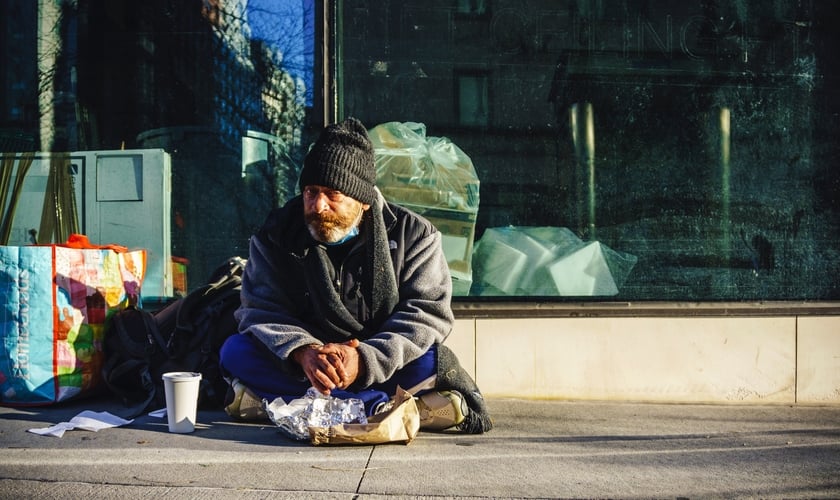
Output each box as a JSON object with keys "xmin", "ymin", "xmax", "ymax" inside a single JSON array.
[{"xmin": 299, "ymin": 117, "xmax": 377, "ymax": 205}]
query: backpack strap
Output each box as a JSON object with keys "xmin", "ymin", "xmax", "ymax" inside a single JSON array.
[
  {"xmin": 111, "ymin": 305, "xmax": 171, "ymax": 357},
  {"xmin": 102, "ymin": 306, "xmax": 170, "ymax": 418},
  {"xmin": 171, "ymin": 257, "xmax": 244, "ymax": 351},
  {"xmin": 103, "ymin": 358, "xmax": 156, "ymax": 419}
]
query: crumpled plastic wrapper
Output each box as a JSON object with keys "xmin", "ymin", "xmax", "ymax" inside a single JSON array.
[{"xmin": 265, "ymin": 387, "xmax": 367, "ymax": 441}]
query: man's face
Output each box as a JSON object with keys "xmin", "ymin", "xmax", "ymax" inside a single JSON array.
[{"xmin": 303, "ymin": 185, "xmax": 370, "ymax": 243}]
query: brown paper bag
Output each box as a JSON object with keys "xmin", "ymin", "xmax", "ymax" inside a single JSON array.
[{"xmin": 309, "ymin": 386, "xmax": 419, "ymax": 445}]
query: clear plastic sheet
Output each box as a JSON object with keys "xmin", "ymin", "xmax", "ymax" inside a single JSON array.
[
  {"xmin": 471, "ymin": 226, "xmax": 638, "ymax": 296},
  {"xmin": 264, "ymin": 388, "xmax": 367, "ymax": 441}
]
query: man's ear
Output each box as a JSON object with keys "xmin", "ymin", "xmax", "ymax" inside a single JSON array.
[{"xmin": 361, "ymin": 203, "xmax": 370, "ymax": 211}]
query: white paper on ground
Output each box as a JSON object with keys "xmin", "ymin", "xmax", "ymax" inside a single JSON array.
[
  {"xmin": 27, "ymin": 410, "xmax": 134, "ymax": 438},
  {"xmin": 148, "ymin": 408, "xmax": 167, "ymax": 418}
]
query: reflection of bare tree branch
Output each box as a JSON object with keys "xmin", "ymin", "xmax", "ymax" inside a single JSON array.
[
  {"xmin": 212, "ymin": 0, "xmax": 313, "ymax": 103},
  {"xmin": 37, "ymin": 0, "xmax": 85, "ymax": 151},
  {"xmin": 247, "ymin": 1, "xmax": 315, "ymax": 80},
  {"xmin": 193, "ymin": 0, "xmax": 308, "ymax": 149},
  {"xmin": 37, "ymin": 1, "xmax": 63, "ymax": 150},
  {"xmin": 31, "ymin": 0, "xmax": 309, "ymax": 155}
]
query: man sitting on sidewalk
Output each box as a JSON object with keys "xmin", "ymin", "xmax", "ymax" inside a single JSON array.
[{"xmin": 219, "ymin": 117, "xmax": 492, "ymax": 434}]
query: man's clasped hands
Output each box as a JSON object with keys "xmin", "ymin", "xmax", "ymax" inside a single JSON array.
[{"xmin": 292, "ymin": 339, "xmax": 364, "ymax": 394}]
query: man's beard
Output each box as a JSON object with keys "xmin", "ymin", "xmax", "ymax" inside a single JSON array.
[{"xmin": 305, "ymin": 205, "xmax": 363, "ymax": 243}]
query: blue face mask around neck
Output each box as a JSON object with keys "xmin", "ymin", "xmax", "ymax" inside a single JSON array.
[{"xmin": 324, "ymin": 224, "xmax": 359, "ymax": 246}]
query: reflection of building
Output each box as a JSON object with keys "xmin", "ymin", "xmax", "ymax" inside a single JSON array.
[
  {"xmin": 0, "ymin": 2, "xmax": 42, "ymax": 151},
  {"xmin": 341, "ymin": 1, "xmax": 838, "ymax": 300},
  {"xmin": 0, "ymin": 0, "xmax": 306, "ymax": 292}
]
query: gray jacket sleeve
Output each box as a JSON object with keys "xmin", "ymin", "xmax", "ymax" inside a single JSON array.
[
  {"xmin": 355, "ymin": 229, "xmax": 454, "ymax": 386},
  {"xmin": 234, "ymin": 235, "xmax": 318, "ymax": 378}
]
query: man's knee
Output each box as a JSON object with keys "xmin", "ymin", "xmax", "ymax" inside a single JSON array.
[
  {"xmin": 220, "ymin": 332, "xmax": 245, "ymax": 360},
  {"xmin": 219, "ymin": 333, "xmax": 264, "ymax": 372}
]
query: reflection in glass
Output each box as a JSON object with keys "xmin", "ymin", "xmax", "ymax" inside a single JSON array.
[
  {"xmin": 339, "ymin": 1, "xmax": 840, "ymax": 300},
  {"xmin": 0, "ymin": 0, "xmax": 315, "ymax": 295},
  {"xmin": 719, "ymin": 106, "xmax": 731, "ymax": 268},
  {"xmin": 570, "ymin": 102, "xmax": 596, "ymax": 241}
]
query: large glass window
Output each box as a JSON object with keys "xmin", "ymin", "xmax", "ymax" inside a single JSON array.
[
  {"xmin": 2, "ymin": 1, "xmax": 838, "ymax": 305},
  {"xmin": 336, "ymin": 0, "xmax": 840, "ymax": 301}
]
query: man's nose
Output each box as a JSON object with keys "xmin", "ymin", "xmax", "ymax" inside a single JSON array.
[{"xmin": 312, "ymin": 192, "xmax": 330, "ymax": 212}]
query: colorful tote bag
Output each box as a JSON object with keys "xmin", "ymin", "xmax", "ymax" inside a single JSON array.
[{"xmin": 0, "ymin": 235, "xmax": 146, "ymax": 405}]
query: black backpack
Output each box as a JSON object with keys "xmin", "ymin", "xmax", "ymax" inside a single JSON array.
[{"xmin": 102, "ymin": 256, "xmax": 246, "ymax": 417}]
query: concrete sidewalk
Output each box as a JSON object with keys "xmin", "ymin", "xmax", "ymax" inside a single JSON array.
[{"xmin": 1, "ymin": 397, "xmax": 839, "ymax": 499}]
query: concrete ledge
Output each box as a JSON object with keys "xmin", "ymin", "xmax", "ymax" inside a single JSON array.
[
  {"xmin": 448, "ymin": 315, "xmax": 840, "ymax": 404},
  {"xmin": 798, "ymin": 316, "xmax": 840, "ymax": 403}
]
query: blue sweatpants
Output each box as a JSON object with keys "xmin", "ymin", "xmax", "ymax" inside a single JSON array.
[{"xmin": 219, "ymin": 333, "xmax": 437, "ymax": 415}]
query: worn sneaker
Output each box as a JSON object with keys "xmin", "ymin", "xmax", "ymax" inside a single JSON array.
[
  {"xmin": 224, "ymin": 379, "xmax": 268, "ymax": 421},
  {"xmin": 416, "ymin": 390, "xmax": 468, "ymax": 431}
]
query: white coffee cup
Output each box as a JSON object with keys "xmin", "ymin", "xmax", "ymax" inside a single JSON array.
[{"xmin": 162, "ymin": 371, "xmax": 202, "ymax": 433}]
